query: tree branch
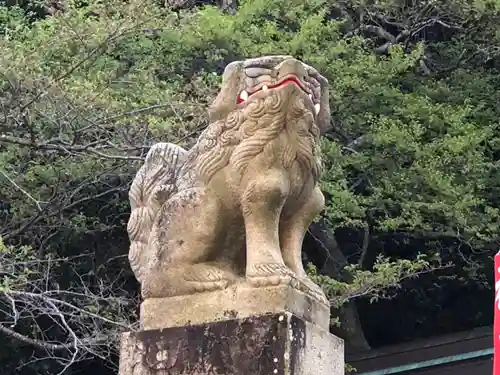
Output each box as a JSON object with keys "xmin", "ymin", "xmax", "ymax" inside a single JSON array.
[
  {"xmin": 0, "ymin": 134, "xmax": 144, "ymax": 161},
  {"xmin": 0, "ymin": 323, "xmax": 69, "ymax": 351}
]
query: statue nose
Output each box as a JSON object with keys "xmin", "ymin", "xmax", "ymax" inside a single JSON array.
[{"xmin": 274, "ymin": 59, "xmax": 308, "ymax": 81}]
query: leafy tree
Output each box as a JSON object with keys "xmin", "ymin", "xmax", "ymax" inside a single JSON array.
[{"xmin": 1, "ymin": 0, "xmax": 499, "ymax": 372}]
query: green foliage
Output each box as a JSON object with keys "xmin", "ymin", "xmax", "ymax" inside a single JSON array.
[
  {"xmin": 0, "ymin": 237, "xmax": 35, "ymax": 292},
  {"xmin": 1, "ymin": 0, "xmax": 500, "ymax": 370},
  {"xmin": 308, "ymin": 252, "xmax": 445, "ymax": 308}
]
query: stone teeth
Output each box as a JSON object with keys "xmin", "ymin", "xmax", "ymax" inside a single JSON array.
[
  {"xmin": 262, "ymin": 84, "xmax": 269, "ymax": 91},
  {"xmin": 314, "ymin": 103, "xmax": 321, "ymax": 115},
  {"xmin": 308, "ymin": 93, "xmax": 313, "ymax": 101},
  {"xmin": 239, "ymin": 90, "xmax": 249, "ymax": 101}
]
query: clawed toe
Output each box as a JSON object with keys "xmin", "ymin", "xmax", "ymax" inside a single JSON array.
[
  {"xmin": 183, "ymin": 264, "xmax": 236, "ymax": 294},
  {"xmin": 247, "ymin": 274, "xmax": 293, "ymax": 287},
  {"xmin": 246, "ymin": 263, "xmax": 295, "ymax": 287},
  {"xmin": 192, "ymin": 280, "xmax": 229, "ymax": 292},
  {"xmin": 296, "ymin": 277, "xmax": 329, "ymax": 306}
]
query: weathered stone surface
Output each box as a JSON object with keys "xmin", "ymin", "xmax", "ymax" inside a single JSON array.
[
  {"xmin": 119, "ymin": 313, "xmax": 344, "ymax": 375},
  {"xmin": 121, "ymin": 56, "xmax": 342, "ymax": 375},
  {"xmin": 126, "ymin": 55, "xmax": 331, "ymax": 305},
  {"xmin": 140, "ymin": 284, "xmax": 330, "ymax": 331}
]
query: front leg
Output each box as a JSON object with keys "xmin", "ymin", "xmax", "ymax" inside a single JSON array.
[
  {"xmin": 280, "ymin": 186, "xmax": 329, "ymax": 305},
  {"xmin": 242, "ymin": 169, "xmax": 294, "ymax": 286}
]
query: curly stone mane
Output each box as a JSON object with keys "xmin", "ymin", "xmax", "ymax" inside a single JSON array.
[{"xmin": 183, "ymin": 87, "xmax": 322, "ymax": 186}]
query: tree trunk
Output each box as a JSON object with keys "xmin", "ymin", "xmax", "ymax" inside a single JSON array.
[{"xmin": 307, "ymin": 220, "xmax": 371, "ymax": 353}]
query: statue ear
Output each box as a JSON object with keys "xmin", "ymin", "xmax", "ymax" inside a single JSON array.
[
  {"xmin": 317, "ymin": 77, "xmax": 331, "ymax": 135},
  {"xmin": 299, "ymin": 62, "xmax": 331, "ymax": 135},
  {"xmin": 208, "ymin": 61, "xmax": 244, "ymax": 123}
]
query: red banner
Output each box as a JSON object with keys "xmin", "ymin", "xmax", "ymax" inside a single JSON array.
[{"xmin": 494, "ymin": 252, "xmax": 500, "ymax": 375}]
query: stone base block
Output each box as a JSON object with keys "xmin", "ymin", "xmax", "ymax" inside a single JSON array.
[
  {"xmin": 140, "ymin": 284, "xmax": 330, "ymax": 331},
  {"xmin": 119, "ymin": 313, "xmax": 344, "ymax": 375}
]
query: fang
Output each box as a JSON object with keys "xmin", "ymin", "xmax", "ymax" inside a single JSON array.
[
  {"xmin": 240, "ymin": 90, "xmax": 249, "ymax": 101},
  {"xmin": 314, "ymin": 103, "xmax": 320, "ymax": 115}
]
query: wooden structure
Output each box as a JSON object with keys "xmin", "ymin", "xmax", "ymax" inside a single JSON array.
[{"xmin": 347, "ymin": 326, "xmax": 493, "ymax": 374}]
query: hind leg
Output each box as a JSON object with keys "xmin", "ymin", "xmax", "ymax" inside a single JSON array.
[{"xmin": 142, "ymin": 187, "xmax": 239, "ymax": 298}]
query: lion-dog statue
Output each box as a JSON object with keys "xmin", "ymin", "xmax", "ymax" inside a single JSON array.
[{"xmin": 127, "ymin": 56, "xmax": 331, "ymax": 305}]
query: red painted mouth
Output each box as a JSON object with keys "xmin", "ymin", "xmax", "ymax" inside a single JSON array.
[{"xmin": 236, "ymin": 76, "xmax": 309, "ymax": 105}]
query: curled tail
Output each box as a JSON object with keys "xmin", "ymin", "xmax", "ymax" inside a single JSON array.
[{"xmin": 127, "ymin": 142, "xmax": 188, "ymax": 283}]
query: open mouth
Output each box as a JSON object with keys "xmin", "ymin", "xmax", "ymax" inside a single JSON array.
[{"xmin": 236, "ymin": 75, "xmax": 320, "ymax": 114}]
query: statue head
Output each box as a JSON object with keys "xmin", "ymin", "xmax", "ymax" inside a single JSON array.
[{"xmin": 208, "ymin": 56, "xmax": 331, "ymax": 135}]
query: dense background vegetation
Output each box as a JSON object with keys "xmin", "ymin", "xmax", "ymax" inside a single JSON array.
[{"xmin": 1, "ymin": 0, "xmax": 499, "ymax": 373}]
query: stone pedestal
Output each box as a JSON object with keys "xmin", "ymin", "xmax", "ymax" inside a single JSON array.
[
  {"xmin": 119, "ymin": 312, "xmax": 344, "ymax": 375},
  {"xmin": 140, "ymin": 284, "xmax": 331, "ymax": 331}
]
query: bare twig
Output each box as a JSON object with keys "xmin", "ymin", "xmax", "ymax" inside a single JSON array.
[
  {"xmin": 0, "ymin": 134, "xmax": 145, "ymax": 161},
  {"xmin": 0, "ymin": 324, "xmax": 68, "ymax": 351},
  {"xmin": 0, "ymin": 169, "xmax": 43, "ymax": 211},
  {"xmin": 0, "ymin": 252, "xmax": 139, "ymax": 371}
]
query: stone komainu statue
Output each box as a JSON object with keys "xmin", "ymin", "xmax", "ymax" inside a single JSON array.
[{"xmin": 127, "ymin": 56, "xmax": 331, "ymax": 304}]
